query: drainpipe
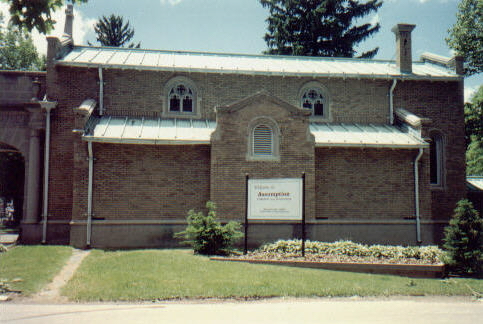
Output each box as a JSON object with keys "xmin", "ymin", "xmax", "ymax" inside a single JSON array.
[
  {"xmin": 98, "ymin": 67, "xmax": 104, "ymax": 116},
  {"xmin": 389, "ymin": 79, "xmax": 397, "ymax": 125},
  {"xmin": 414, "ymin": 147, "xmax": 424, "ymax": 244},
  {"xmin": 41, "ymin": 101, "xmax": 56, "ymax": 244},
  {"xmin": 87, "ymin": 141, "xmax": 94, "ymax": 247}
]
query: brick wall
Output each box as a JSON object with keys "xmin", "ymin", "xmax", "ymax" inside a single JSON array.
[
  {"xmin": 394, "ymin": 80, "xmax": 466, "ymax": 220},
  {"xmin": 47, "ymin": 62, "xmax": 465, "ymax": 246},
  {"xmin": 99, "ymin": 69, "xmax": 391, "ymax": 124},
  {"xmin": 47, "ymin": 66, "xmax": 98, "ymax": 222},
  {"xmin": 210, "ymin": 94, "xmax": 316, "ymax": 221},
  {"xmin": 72, "ymin": 143, "xmax": 211, "ymax": 220},
  {"xmin": 315, "ymin": 147, "xmax": 431, "ymax": 220}
]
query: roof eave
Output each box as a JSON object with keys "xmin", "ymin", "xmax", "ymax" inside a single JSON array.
[
  {"xmin": 82, "ymin": 136, "xmax": 211, "ymax": 145},
  {"xmin": 54, "ymin": 61, "xmax": 462, "ymax": 81},
  {"xmin": 315, "ymin": 142, "xmax": 429, "ymax": 149}
]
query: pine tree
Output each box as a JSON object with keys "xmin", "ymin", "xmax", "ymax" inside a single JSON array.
[
  {"xmin": 260, "ymin": 0, "xmax": 382, "ymax": 58},
  {"xmin": 443, "ymin": 199, "xmax": 483, "ymax": 276},
  {"xmin": 93, "ymin": 15, "xmax": 140, "ymax": 48}
]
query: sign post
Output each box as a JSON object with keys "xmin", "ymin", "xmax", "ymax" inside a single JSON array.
[
  {"xmin": 302, "ymin": 172, "xmax": 306, "ymax": 257},
  {"xmin": 244, "ymin": 174, "xmax": 249, "ymax": 255}
]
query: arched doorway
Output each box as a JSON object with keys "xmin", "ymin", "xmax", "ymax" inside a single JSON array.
[{"xmin": 0, "ymin": 143, "xmax": 25, "ymax": 229}]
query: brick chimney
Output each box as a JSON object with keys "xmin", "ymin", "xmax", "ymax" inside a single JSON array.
[
  {"xmin": 392, "ymin": 24, "xmax": 416, "ymax": 74},
  {"xmin": 63, "ymin": 4, "xmax": 74, "ymax": 38}
]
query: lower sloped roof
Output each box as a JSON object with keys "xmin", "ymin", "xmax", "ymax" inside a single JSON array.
[
  {"xmin": 83, "ymin": 116, "xmax": 427, "ymax": 149},
  {"xmin": 310, "ymin": 123, "xmax": 428, "ymax": 148},
  {"xmin": 467, "ymin": 177, "xmax": 483, "ymax": 192}
]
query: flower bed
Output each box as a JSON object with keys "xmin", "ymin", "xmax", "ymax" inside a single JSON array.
[{"xmin": 211, "ymin": 240, "xmax": 447, "ymax": 278}]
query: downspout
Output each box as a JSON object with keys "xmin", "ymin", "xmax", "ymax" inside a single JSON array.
[
  {"xmin": 389, "ymin": 79, "xmax": 397, "ymax": 125},
  {"xmin": 98, "ymin": 67, "xmax": 104, "ymax": 116},
  {"xmin": 87, "ymin": 141, "xmax": 94, "ymax": 247},
  {"xmin": 414, "ymin": 147, "xmax": 424, "ymax": 244},
  {"xmin": 41, "ymin": 102, "xmax": 55, "ymax": 244}
]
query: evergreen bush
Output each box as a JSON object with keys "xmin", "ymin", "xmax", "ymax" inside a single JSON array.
[
  {"xmin": 174, "ymin": 201, "xmax": 243, "ymax": 255},
  {"xmin": 443, "ymin": 199, "xmax": 483, "ymax": 276}
]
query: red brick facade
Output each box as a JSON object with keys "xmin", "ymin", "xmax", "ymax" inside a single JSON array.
[{"xmin": 21, "ymin": 26, "xmax": 465, "ymax": 248}]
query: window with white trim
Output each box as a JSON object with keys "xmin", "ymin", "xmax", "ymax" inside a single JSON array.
[
  {"xmin": 253, "ymin": 124, "xmax": 273, "ymax": 156},
  {"xmin": 429, "ymin": 131, "xmax": 444, "ymax": 186}
]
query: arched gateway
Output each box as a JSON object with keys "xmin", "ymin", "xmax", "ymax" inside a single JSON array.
[{"xmin": 0, "ymin": 71, "xmax": 54, "ymax": 242}]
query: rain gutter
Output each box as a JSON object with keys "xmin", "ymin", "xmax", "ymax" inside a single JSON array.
[
  {"xmin": 40, "ymin": 100, "xmax": 57, "ymax": 244},
  {"xmin": 86, "ymin": 141, "xmax": 94, "ymax": 247}
]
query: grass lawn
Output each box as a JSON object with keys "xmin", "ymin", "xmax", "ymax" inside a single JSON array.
[
  {"xmin": 0, "ymin": 245, "xmax": 73, "ymax": 295},
  {"xmin": 63, "ymin": 249, "xmax": 483, "ymax": 301}
]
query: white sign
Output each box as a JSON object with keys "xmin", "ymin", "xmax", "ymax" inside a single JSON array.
[{"xmin": 248, "ymin": 178, "xmax": 303, "ymax": 220}]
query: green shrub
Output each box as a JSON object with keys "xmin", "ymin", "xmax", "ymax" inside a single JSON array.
[
  {"xmin": 258, "ymin": 239, "xmax": 444, "ymax": 263},
  {"xmin": 174, "ymin": 201, "xmax": 243, "ymax": 256},
  {"xmin": 443, "ymin": 199, "xmax": 483, "ymax": 276}
]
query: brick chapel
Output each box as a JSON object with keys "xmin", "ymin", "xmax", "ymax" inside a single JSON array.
[{"xmin": 3, "ymin": 6, "xmax": 466, "ymax": 248}]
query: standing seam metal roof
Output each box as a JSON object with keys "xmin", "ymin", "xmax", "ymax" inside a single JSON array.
[
  {"xmin": 58, "ymin": 46, "xmax": 460, "ymax": 80},
  {"xmin": 83, "ymin": 116, "xmax": 428, "ymax": 148}
]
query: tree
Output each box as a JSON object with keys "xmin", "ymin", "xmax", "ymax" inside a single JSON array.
[
  {"xmin": 260, "ymin": 0, "xmax": 382, "ymax": 58},
  {"xmin": 0, "ymin": 14, "xmax": 44, "ymax": 70},
  {"xmin": 4, "ymin": 0, "xmax": 87, "ymax": 34},
  {"xmin": 93, "ymin": 14, "xmax": 140, "ymax": 48},
  {"xmin": 466, "ymin": 138, "xmax": 483, "ymax": 176},
  {"xmin": 465, "ymin": 85, "xmax": 483, "ymax": 176},
  {"xmin": 446, "ymin": 0, "xmax": 483, "ymax": 76},
  {"xmin": 465, "ymin": 85, "xmax": 483, "ymax": 143},
  {"xmin": 443, "ymin": 199, "xmax": 482, "ymax": 276}
]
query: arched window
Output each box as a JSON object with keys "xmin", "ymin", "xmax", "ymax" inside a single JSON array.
[
  {"xmin": 247, "ymin": 118, "xmax": 280, "ymax": 161},
  {"xmin": 299, "ymin": 83, "xmax": 329, "ymax": 118},
  {"xmin": 253, "ymin": 124, "xmax": 273, "ymax": 156},
  {"xmin": 163, "ymin": 77, "xmax": 199, "ymax": 117},
  {"xmin": 429, "ymin": 131, "xmax": 444, "ymax": 186},
  {"xmin": 168, "ymin": 83, "xmax": 194, "ymax": 113}
]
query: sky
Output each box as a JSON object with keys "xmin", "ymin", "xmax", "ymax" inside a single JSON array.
[{"xmin": 1, "ymin": 0, "xmax": 481, "ymax": 102}]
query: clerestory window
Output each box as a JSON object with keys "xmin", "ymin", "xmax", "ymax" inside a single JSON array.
[
  {"xmin": 163, "ymin": 76, "xmax": 199, "ymax": 118},
  {"xmin": 301, "ymin": 89, "xmax": 325, "ymax": 116},
  {"xmin": 298, "ymin": 82, "xmax": 329, "ymax": 120},
  {"xmin": 168, "ymin": 84, "xmax": 194, "ymax": 113}
]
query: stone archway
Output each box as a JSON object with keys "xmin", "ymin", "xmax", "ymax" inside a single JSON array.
[{"xmin": 0, "ymin": 71, "xmax": 47, "ymax": 242}]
